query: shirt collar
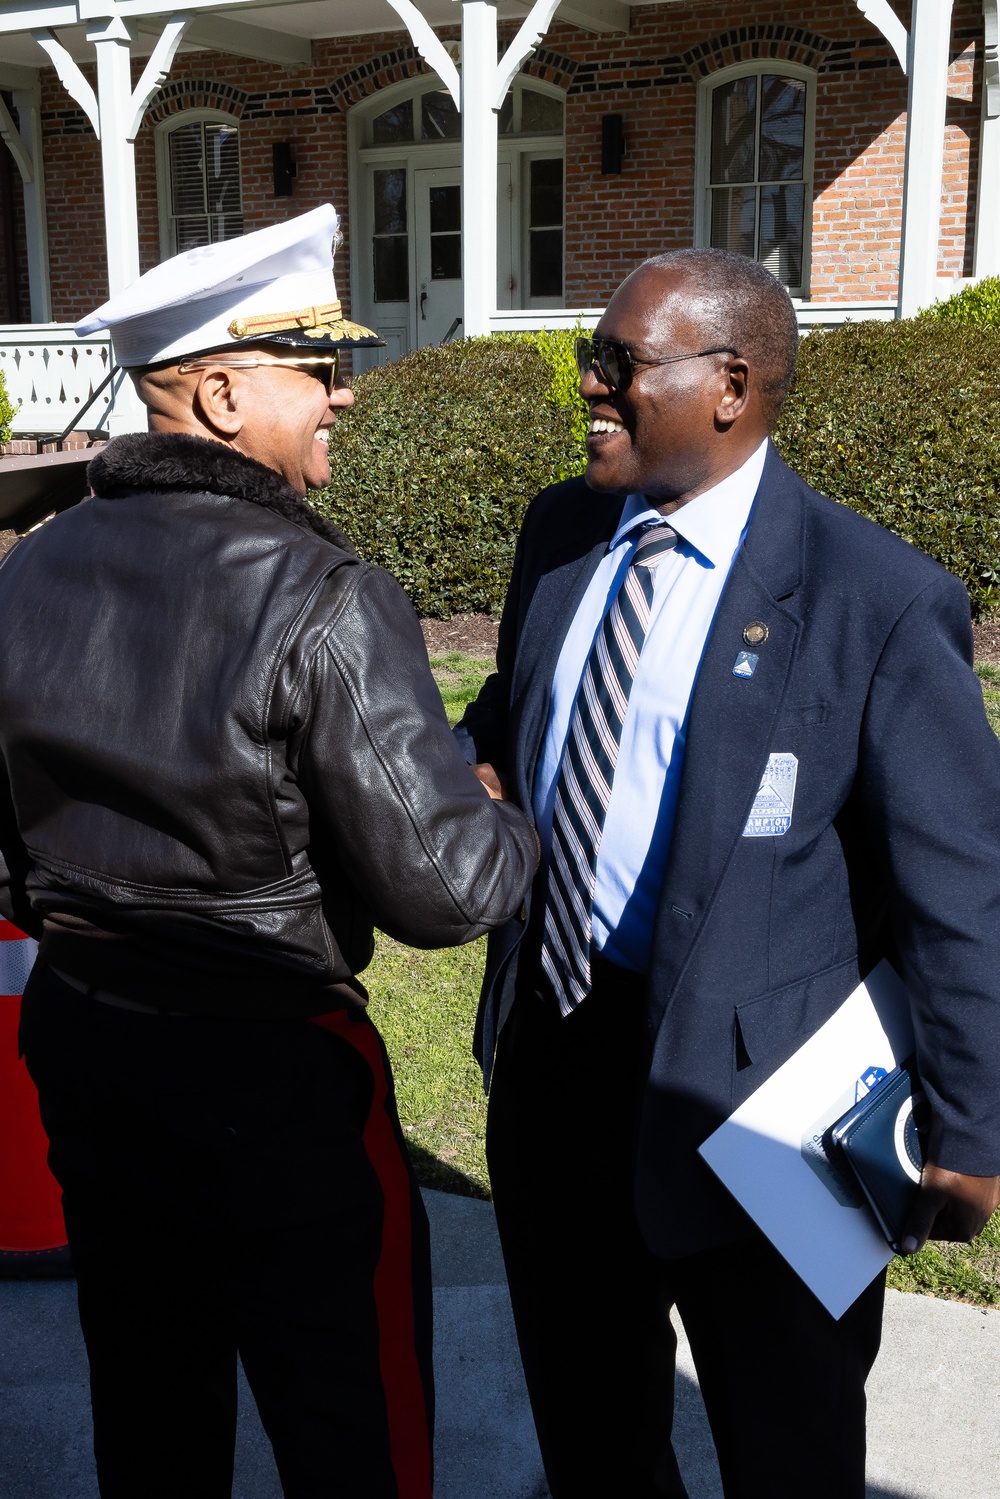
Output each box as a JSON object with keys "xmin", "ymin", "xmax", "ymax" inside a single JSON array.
[{"xmin": 610, "ymin": 438, "xmax": 769, "ymax": 569}]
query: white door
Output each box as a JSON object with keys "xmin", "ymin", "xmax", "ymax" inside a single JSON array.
[
  {"xmin": 356, "ymin": 160, "xmax": 514, "ymax": 369},
  {"xmin": 414, "ymin": 167, "xmax": 463, "ymax": 348}
]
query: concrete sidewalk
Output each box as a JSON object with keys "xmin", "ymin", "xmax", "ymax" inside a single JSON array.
[{"xmin": 1, "ymin": 1190, "xmax": 997, "ymax": 1498}]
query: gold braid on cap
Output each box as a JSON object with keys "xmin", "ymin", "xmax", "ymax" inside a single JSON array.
[{"xmin": 228, "ymin": 301, "xmax": 342, "ymax": 339}]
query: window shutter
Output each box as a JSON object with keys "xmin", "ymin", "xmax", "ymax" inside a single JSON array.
[{"xmin": 168, "ymin": 119, "xmax": 243, "ymax": 254}]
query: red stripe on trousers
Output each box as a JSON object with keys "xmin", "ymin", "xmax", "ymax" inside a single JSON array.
[{"xmin": 311, "ymin": 1009, "xmax": 432, "ymax": 1499}]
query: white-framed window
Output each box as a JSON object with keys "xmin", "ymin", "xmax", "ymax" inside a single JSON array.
[
  {"xmin": 155, "ymin": 110, "xmax": 243, "ymax": 259},
  {"xmin": 361, "ymin": 75, "xmax": 564, "ymax": 149},
  {"xmin": 349, "ymin": 73, "xmax": 565, "ymax": 363},
  {"xmin": 695, "ymin": 62, "xmax": 815, "ymax": 296}
]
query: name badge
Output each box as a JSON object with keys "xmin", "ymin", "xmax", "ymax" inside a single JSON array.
[{"xmin": 743, "ymin": 753, "xmax": 798, "ymax": 837}]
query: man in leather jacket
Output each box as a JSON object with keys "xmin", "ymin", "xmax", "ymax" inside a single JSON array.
[{"xmin": 0, "ymin": 207, "xmax": 537, "ymax": 1499}]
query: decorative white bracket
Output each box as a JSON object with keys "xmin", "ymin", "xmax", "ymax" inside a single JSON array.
[
  {"xmin": 35, "ymin": 13, "xmax": 191, "ymax": 142},
  {"xmin": 386, "ymin": 0, "xmax": 461, "ymax": 109},
  {"xmin": 0, "ymin": 93, "xmax": 33, "ymax": 181},
  {"xmin": 983, "ymin": 0, "xmax": 999, "ymax": 117},
  {"xmin": 33, "ymin": 28, "xmax": 101, "ymax": 135},
  {"xmin": 385, "ymin": 0, "xmax": 562, "ymax": 114},
  {"xmin": 855, "ymin": 0, "xmax": 910, "ymax": 74},
  {"xmin": 126, "ymin": 12, "xmax": 190, "ymax": 139},
  {"xmin": 494, "ymin": 0, "xmax": 562, "ymax": 109}
]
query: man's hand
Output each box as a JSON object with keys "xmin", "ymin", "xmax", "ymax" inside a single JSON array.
[
  {"xmin": 471, "ymin": 762, "xmax": 509, "ymax": 802},
  {"xmin": 899, "ymin": 1164, "xmax": 1000, "ymax": 1255}
]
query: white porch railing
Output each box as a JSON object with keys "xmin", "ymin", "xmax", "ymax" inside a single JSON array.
[
  {"xmin": 0, "ymin": 324, "xmax": 115, "ymax": 436},
  {"xmin": 492, "ymin": 303, "xmax": 900, "ymax": 337},
  {"xmin": 489, "ymin": 309, "xmax": 606, "ymax": 332},
  {"xmin": 792, "ymin": 300, "xmax": 897, "ymax": 330}
]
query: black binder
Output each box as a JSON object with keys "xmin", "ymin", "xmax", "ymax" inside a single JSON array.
[{"xmin": 822, "ymin": 1059, "xmax": 930, "ymax": 1253}]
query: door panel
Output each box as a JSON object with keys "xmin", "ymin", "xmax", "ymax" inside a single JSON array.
[
  {"xmin": 356, "ymin": 158, "xmax": 515, "ymax": 369},
  {"xmin": 362, "ymin": 163, "xmax": 413, "ymax": 373},
  {"xmin": 415, "ymin": 167, "xmax": 463, "ymax": 348}
]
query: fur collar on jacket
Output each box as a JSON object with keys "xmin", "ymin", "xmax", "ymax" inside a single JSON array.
[{"xmin": 87, "ymin": 432, "xmax": 355, "ymax": 552}]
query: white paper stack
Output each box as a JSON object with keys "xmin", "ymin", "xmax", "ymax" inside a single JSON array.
[{"xmin": 698, "ymin": 961, "xmax": 915, "ymax": 1318}]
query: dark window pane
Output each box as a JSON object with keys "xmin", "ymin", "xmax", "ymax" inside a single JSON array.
[
  {"xmin": 520, "ymin": 89, "xmax": 563, "ymax": 134},
  {"xmin": 170, "ymin": 121, "xmax": 241, "ymax": 254},
  {"xmin": 710, "ymin": 77, "xmax": 756, "ymax": 184},
  {"xmin": 211, "ymin": 214, "xmax": 244, "ymax": 242},
  {"xmin": 205, "ymin": 123, "xmax": 241, "ymax": 215},
  {"xmin": 421, "ymin": 90, "xmax": 461, "ymax": 140},
  {"xmin": 169, "ymin": 123, "xmax": 207, "ymax": 217},
  {"xmin": 373, "ymin": 169, "xmax": 407, "ymax": 236},
  {"xmin": 372, "ymin": 100, "xmax": 413, "ymax": 145},
  {"xmin": 374, "ymin": 235, "xmax": 409, "ymax": 302},
  {"xmin": 530, "ymin": 158, "xmax": 563, "ymax": 228},
  {"xmin": 759, "ymin": 182, "xmax": 804, "ymax": 285},
  {"xmin": 529, "ymin": 229, "xmax": 562, "ymax": 297},
  {"xmin": 498, "ymin": 90, "xmax": 514, "ymax": 134},
  {"xmin": 430, "ymin": 184, "xmax": 461, "ymax": 234},
  {"xmin": 175, "ymin": 216, "xmax": 210, "ymax": 251},
  {"xmin": 758, "ymin": 76, "xmax": 806, "ymax": 182},
  {"xmin": 430, "ymin": 234, "xmax": 462, "ymax": 280},
  {"xmin": 710, "ymin": 185, "xmax": 756, "ymax": 256}
]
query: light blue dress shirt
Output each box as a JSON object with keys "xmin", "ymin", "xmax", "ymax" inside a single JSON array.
[{"xmin": 532, "ymin": 439, "xmax": 768, "ymax": 973}]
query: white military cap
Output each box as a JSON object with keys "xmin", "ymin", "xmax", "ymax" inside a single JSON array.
[{"xmin": 75, "ymin": 203, "xmax": 381, "ymax": 369}]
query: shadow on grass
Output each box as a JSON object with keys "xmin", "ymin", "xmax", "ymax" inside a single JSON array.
[{"xmin": 407, "ymin": 1140, "xmax": 491, "ymax": 1201}]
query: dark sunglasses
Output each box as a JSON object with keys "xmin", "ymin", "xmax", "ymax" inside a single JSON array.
[
  {"xmin": 574, "ymin": 336, "xmax": 739, "ymax": 394},
  {"xmin": 178, "ymin": 351, "xmax": 341, "ymax": 394}
]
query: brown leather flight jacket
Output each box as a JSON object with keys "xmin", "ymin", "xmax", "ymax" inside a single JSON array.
[{"xmin": 0, "ymin": 433, "xmax": 538, "ymax": 1017}]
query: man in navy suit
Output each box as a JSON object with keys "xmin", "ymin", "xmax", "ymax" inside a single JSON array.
[{"xmin": 455, "ymin": 251, "xmax": 1000, "ymax": 1499}]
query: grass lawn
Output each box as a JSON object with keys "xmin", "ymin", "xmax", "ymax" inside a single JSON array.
[
  {"xmin": 977, "ymin": 661, "xmax": 1000, "ymax": 734},
  {"xmin": 364, "ymin": 653, "xmax": 494, "ymax": 1196},
  {"xmin": 367, "ymin": 649, "xmax": 1000, "ymax": 1307}
]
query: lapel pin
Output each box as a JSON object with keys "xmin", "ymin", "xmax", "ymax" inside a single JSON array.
[
  {"xmin": 733, "ymin": 651, "xmax": 759, "ymax": 679},
  {"xmin": 743, "ymin": 621, "xmax": 768, "ymax": 647}
]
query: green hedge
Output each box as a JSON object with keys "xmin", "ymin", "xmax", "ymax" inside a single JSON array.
[
  {"xmin": 0, "ymin": 367, "xmax": 16, "ymax": 447},
  {"xmin": 774, "ymin": 319, "xmax": 1000, "ymax": 619},
  {"xmin": 311, "ymin": 318, "xmax": 1000, "ymax": 622},
  {"xmin": 918, "ymin": 276, "xmax": 1000, "ymax": 329},
  {"xmin": 310, "ymin": 335, "xmax": 584, "ymax": 617}
]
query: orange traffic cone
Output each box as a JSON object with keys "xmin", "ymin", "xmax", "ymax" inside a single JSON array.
[{"xmin": 0, "ymin": 919, "xmax": 71, "ymax": 1276}]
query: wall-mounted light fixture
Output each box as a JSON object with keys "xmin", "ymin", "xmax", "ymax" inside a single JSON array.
[
  {"xmin": 272, "ymin": 142, "xmax": 297, "ymax": 197},
  {"xmin": 601, "ymin": 115, "xmax": 625, "ymax": 175}
]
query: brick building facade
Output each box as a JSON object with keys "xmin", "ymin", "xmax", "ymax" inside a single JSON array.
[{"xmin": 0, "ymin": 0, "xmax": 991, "ymax": 420}]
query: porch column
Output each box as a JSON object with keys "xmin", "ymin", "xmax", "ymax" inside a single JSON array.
[
  {"xmin": 8, "ymin": 81, "xmax": 51, "ymax": 321},
  {"xmin": 898, "ymin": 0, "xmax": 955, "ymax": 317},
  {"xmin": 973, "ymin": 0, "xmax": 1000, "ymax": 276},
  {"xmin": 461, "ymin": 0, "xmax": 499, "ymax": 338},
  {"xmin": 34, "ymin": 16, "xmax": 190, "ymax": 432},
  {"xmin": 87, "ymin": 17, "xmax": 141, "ymax": 298}
]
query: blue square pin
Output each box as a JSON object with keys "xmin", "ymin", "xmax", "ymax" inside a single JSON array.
[{"xmin": 733, "ymin": 651, "xmax": 759, "ymax": 679}]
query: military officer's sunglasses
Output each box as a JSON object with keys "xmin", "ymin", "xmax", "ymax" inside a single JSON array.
[
  {"xmin": 574, "ymin": 336, "xmax": 738, "ymax": 394},
  {"xmin": 178, "ymin": 351, "xmax": 341, "ymax": 394}
]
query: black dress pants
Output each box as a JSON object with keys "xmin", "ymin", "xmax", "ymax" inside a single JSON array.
[
  {"xmin": 486, "ymin": 971, "xmax": 886, "ymax": 1499},
  {"xmin": 20, "ymin": 964, "xmax": 434, "ymax": 1499}
]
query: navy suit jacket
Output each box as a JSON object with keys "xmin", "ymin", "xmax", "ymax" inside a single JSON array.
[{"xmin": 455, "ymin": 444, "xmax": 1000, "ymax": 1258}]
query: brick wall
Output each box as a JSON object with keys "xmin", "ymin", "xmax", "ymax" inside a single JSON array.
[{"xmin": 30, "ymin": 1, "xmax": 985, "ymax": 324}]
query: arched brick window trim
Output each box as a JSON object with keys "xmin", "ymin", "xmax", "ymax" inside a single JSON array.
[
  {"xmin": 326, "ymin": 48, "xmax": 433, "ymax": 112},
  {"xmin": 683, "ymin": 27, "xmax": 833, "ymax": 79},
  {"xmin": 522, "ymin": 48, "xmax": 578, "ymax": 91},
  {"xmin": 326, "ymin": 44, "xmax": 576, "ymax": 113},
  {"xmin": 145, "ymin": 80, "xmax": 247, "ymax": 127}
]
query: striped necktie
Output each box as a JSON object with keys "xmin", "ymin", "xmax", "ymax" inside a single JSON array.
[{"xmin": 541, "ymin": 520, "xmax": 679, "ymax": 1016}]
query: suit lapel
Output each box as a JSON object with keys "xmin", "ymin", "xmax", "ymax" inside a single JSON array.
[
  {"xmin": 511, "ymin": 494, "xmax": 620, "ymax": 809},
  {"xmin": 645, "ymin": 446, "xmax": 807, "ymax": 1029}
]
